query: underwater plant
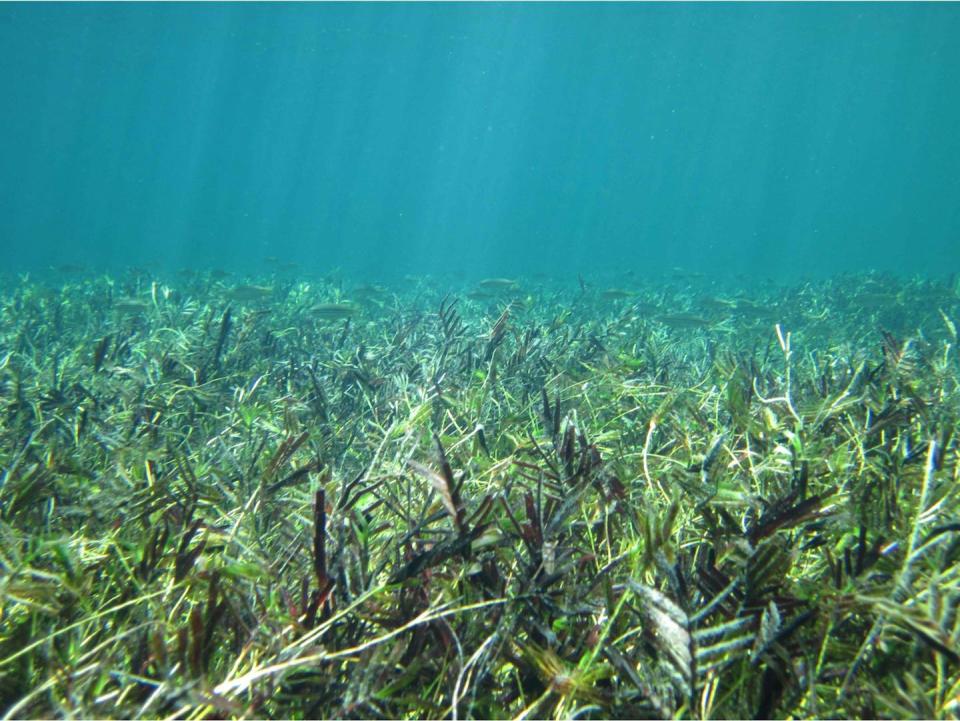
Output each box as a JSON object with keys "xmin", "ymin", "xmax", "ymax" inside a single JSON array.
[{"xmin": 1, "ymin": 267, "xmax": 959, "ymax": 719}]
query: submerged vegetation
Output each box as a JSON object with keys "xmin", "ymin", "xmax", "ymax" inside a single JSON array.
[{"xmin": 1, "ymin": 267, "xmax": 960, "ymax": 719}]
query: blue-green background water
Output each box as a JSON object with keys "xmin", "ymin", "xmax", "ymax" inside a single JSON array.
[{"xmin": 2, "ymin": 2, "xmax": 958, "ymax": 281}]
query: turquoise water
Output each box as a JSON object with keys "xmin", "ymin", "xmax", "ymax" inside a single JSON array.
[{"xmin": 2, "ymin": 2, "xmax": 958, "ymax": 281}]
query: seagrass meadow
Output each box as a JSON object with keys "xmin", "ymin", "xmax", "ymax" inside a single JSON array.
[
  {"xmin": 2, "ymin": 267, "xmax": 960, "ymax": 719},
  {"xmin": 4, "ymin": 2, "xmax": 960, "ymax": 717}
]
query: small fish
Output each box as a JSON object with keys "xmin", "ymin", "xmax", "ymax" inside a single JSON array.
[
  {"xmin": 478, "ymin": 278, "xmax": 519, "ymax": 290},
  {"xmin": 352, "ymin": 284, "xmax": 389, "ymax": 298},
  {"xmin": 224, "ymin": 285, "xmax": 273, "ymax": 302},
  {"xmin": 601, "ymin": 288, "xmax": 634, "ymax": 300},
  {"xmin": 114, "ymin": 299, "xmax": 150, "ymax": 314},
  {"xmin": 857, "ymin": 292, "xmax": 899, "ymax": 308},
  {"xmin": 618, "ymin": 353, "xmax": 646, "ymax": 370},
  {"xmin": 310, "ymin": 303, "xmax": 359, "ymax": 320},
  {"xmin": 92, "ymin": 335, "xmax": 111, "ymax": 372},
  {"xmin": 700, "ymin": 296, "xmax": 738, "ymax": 311}
]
